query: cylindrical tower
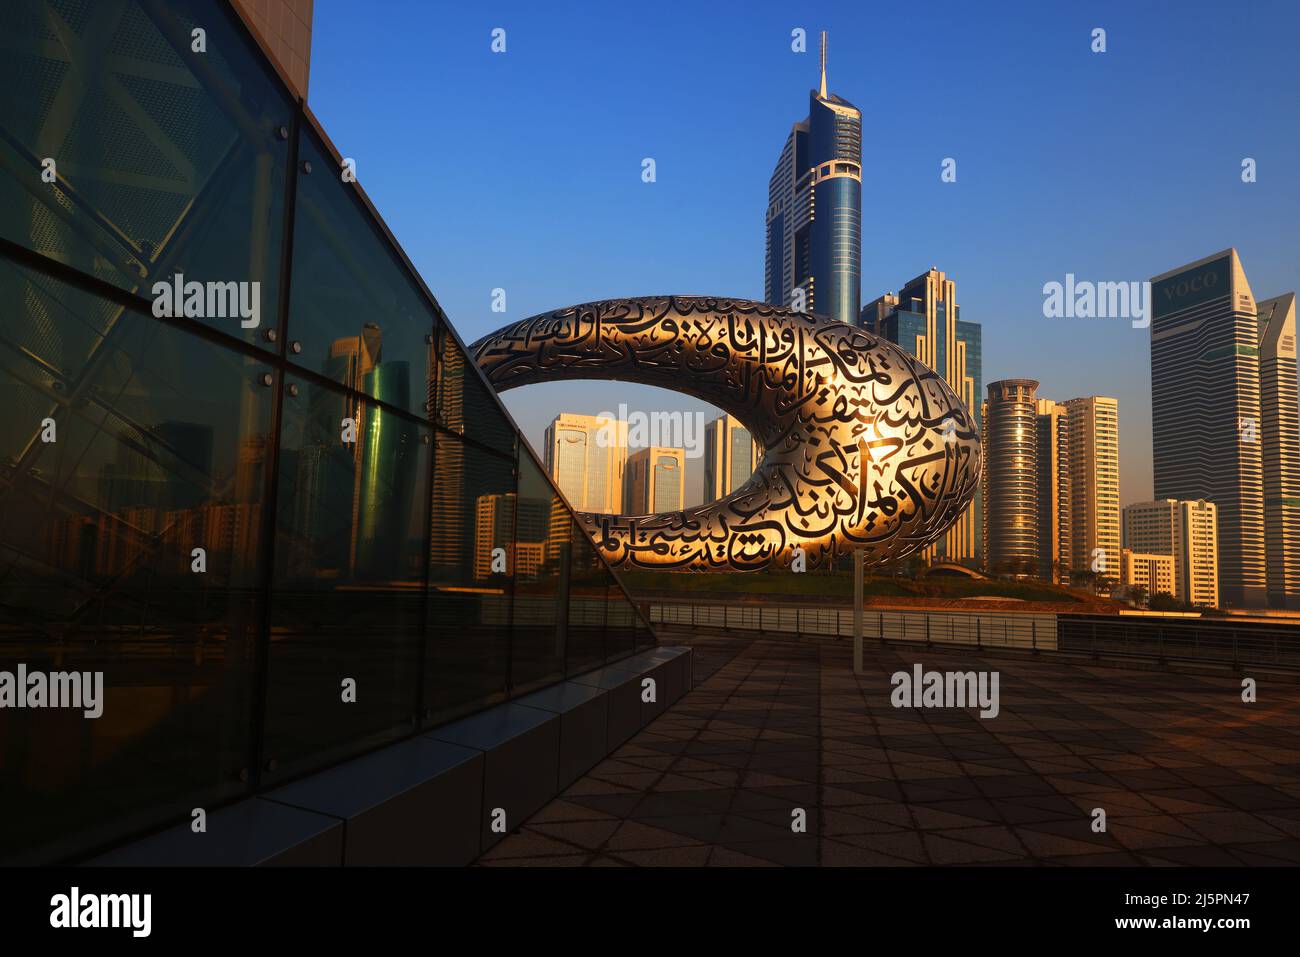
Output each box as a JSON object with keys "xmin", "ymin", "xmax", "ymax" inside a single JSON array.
[{"xmin": 985, "ymin": 379, "xmax": 1039, "ymax": 576}]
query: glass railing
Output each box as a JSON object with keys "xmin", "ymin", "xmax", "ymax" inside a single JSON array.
[{"xmin": 0, "ymin": 0, "xmax": 655, "ymax": 865}]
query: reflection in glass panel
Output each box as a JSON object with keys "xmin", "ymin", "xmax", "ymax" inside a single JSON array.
[
  {"xmin": 605, "ymin": 585, "xmax": 637, "ymax": 665},
  {"xmin": 424, "ymin": 434, "xmax": 513, "ymax": 724},
  {"xmin": 0, "ymin": 0, "xmax": 291, "ymax": 350},
  {"xmin": 633, "ymin": 603, "xmax": 655, "ymax": 650},
  {"xmin": 566, "ymin": 522, "xmax": 610, "ymax": 675},
  {"xmin": 510, "ymin": 451, "xmax": 565, "ymax": 694},
  {"xmin": 287, "ymin": 130, "xmax": 436, "ymax": 414},
  {"xmin": 0, "ymin": 261, "xmax": 266, "ymax": 862},
  {"xmin": 436, "ymin": 328, "xmax": 516, "ymax": 456},
  {"xmin": 262, "ymin": 374, "xmax": 428, "ymax": 779}
]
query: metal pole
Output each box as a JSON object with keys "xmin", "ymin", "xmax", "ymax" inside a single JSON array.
[{"xmin": 853, "ymin": 547, "xmax": 864, "ymax": 674}]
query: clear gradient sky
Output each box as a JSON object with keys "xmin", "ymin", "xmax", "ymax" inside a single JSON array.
[{"xmin": 307, "ymin": 0, "xmax": 1300, "ymax": 506}]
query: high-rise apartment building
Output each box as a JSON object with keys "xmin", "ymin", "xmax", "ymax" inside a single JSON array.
[
  {"xmin": 626, "ymin": 447, "xmax": 686, "ymax": 514},
  {"xmin": 543, "ymin": 413, "xmax": 628, "ymax": 514},
  {"xmin": 984, "ymin": 380, "xmax": 1039, "ymax": 575},
  {"xmin": 703, "ymin": 414, "xmax": 761, "ymax": 502},
  {"xmin": 1118, "ymin": 549, "xmax": 1176, "ymax": 603},
  {"xmin": 765, "ymin": 32, "xmax": 862, "ymax": 326},
  {"xmin": 1034, "ymin": 399, "xmax": 1071, "ymax": 581},
  {"xmin": 1063, "ymin": 396, "xmax": 1120, "ymax": 580},
  {"xmin": 864, "ymin": 268, "xmax": 983, "ymax": 566},
  {"xmin": 1150, "ymin": 250, "xmax": 1276, "ymax": 607},
  {"xmin": 1123, "ymin": 499, "xmax": 1220, "ymax": 607}
]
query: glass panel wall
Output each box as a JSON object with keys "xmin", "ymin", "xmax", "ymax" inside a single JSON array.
[
  {"xmin": 510, "ymin": 450, "xmax": 565, "ymax": 694},
  {"xmin": 0, "ymin": 0, "xmax": 654, "ymax": 865},
  {"xmin": 566, "ymin": 522, "xmax": 609, "ymax": 675},
  {"xmin": 0, "ymin": 0, "xmax": 293, "ymax": 351},
  {"xmin": 286, "ymin": 129, "xmax": 435, "ymax": 416},
  {"xmin": 0, "ymin": 258, "xmax": 267, "ymax": 863},
  {"xmin": 260, "ymin": 374, "xmax": 429, "ymax": 780},
  {"xmin": 423, "ymin": 434, "xmax": 513, "ymax": 725},
  {"xmin": 435, "ymin": 329, "xmax": 515, "ymax": 455}
]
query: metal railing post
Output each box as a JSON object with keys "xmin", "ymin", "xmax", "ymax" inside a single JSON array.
[
  {"xmin": 1031, "ymin": 619, "xmax": 1037, "ymax": 654},
  {"xmin": 853, "ymin": 548, "xmax": 864, "ymax": 673}
]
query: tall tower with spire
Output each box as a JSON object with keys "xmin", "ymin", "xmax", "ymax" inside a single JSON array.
[{"xmin": 765, "ymin": 30, "xmax": 862, "ymax": 326}]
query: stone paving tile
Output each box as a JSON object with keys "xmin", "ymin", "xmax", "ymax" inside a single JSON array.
[{"xmin": 476, "ymin": 633, "xmax": 1300, "ymax": 866}]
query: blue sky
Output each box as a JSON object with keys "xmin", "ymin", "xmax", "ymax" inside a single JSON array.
[{"xmin": 307, "ymin": 0, "xmax": 1300, "ymax": 506}]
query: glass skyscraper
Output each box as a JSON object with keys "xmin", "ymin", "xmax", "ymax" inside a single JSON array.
[
  {"xmin": 703, "ymin": 413, "xmax": 761, "ymax": 503},
  {"xmin": 1150, "ymin": 250, "xmax": 1300, "ymax": 608},
  {"xmin": 765, "ymin": 33, "xmax": 862, "ymax": 326}
]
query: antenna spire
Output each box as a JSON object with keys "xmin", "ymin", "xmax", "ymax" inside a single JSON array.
[{"xmin": 819, "ymin": 31, "xmax": 828, "ymax": 98}]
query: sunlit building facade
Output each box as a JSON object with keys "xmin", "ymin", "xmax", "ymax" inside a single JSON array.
[
  {"xmin": 1123, "ymin": 499, "xmax": 1220, "ymax": 607},
  {"xmin": 543, "ymin": 413, "xmax": 628, "ymax": 515},
  {"xmin": 626, "ymin": 447, "xmax": 686, "ymax": 514},
  {"xmin": 703, "ymin": 414, "xmax": 761, "ymax": 502},
  {"xmin": 1063, "ymin": 396, "xmax": 1121, "ymax": 581},
  {"xmin": 1034, "ymin": 399, "xmax": 1071, "ymax": 582},
  {"xmin": 984, "ymin": 380, "xmax": 1039, "ymax": 575}
]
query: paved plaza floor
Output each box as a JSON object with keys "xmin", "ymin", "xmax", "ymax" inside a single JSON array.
[{"xmin": 479, "ymin": 633, "xmax": 1300, "ymax": 866}]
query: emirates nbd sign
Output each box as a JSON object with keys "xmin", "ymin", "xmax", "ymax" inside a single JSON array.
[{"xmin": 1152, "ymin": 256, "xmax": 1232, "ymax": 319}]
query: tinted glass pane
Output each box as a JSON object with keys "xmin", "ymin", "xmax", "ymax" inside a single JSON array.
[
  {"xmin": 0, "ymin": 260, "xmax": 267, "ymax": 862},
  {"xmin": 566, "ymin": 523, "xmax": 609, "ymax": 675},
  {"xmin": 633, "ymin": 601, "xmax": 655, "ymax": 650},
  {"xmin": 436, "ymin": 329, "xmax": 515, "ymax": 456},
  {"xmin": 424, "ymin": 434, "xmax": 513, "ymax": 724},
  {"xmin": 287, "ymin": 130, "xmax": 436, "ymax": 414},
  {"xmin": 0, "ymin": 0, "xmax": 291, "ymax": 350},
  {"xmin": 605, "ymin": 585, "xmax": 637, "ymax": 665},
  {"xmin": 261, "ymin": 374, "xmax": 428, "ymax": 780},
  {"xmin": 510, "ymin": 450, "xmax": 565, "ymax": 693}
]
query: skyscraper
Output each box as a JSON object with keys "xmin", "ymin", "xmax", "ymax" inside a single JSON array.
[
  {"xmin": 765, "ymin": 32, "xmax": 862, "ymax": 326},
  {"xmin": 1063, "ymin": 396, "xmax": 1120, "ymax": 581},
  {"xmin": 1148, "ymin": 250, "xmax": 1299, "ymax": 607},
  {"xmin": 626, "ymin": 447, "xmax": 686, "ymax": 513},
  {"xmin": 543, "ymin": 413, "xmax": 628, "ymax": 514},
  {"xmin": 1255, "ymin": 292, "xmax": 1300, "ymax": 608},
  {"xmin": 1034, "ymin": 399, "xmax": 1071, "ymax": 582},
  {"xmin": 703, "ymin": 413, "xmax": 761, "ymax": 502},
  {"xmin": 984, "ymin": 379, "xmax": 1039, "ymax": 575},
  {"xmin": 1123, "ymin": 499, "xmax": 1220, "ymax": 607},
  {"xmin": 863, "ymin": 268, "xmax": 982, "ymax": 565}
]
